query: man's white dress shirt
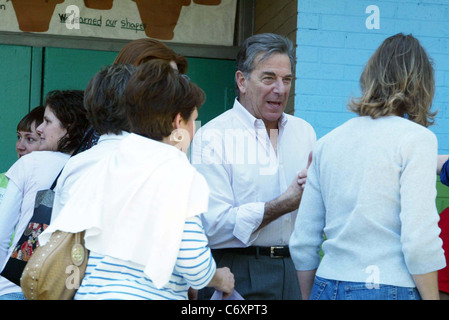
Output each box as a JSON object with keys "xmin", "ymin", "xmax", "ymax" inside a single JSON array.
[{"xmin": 191, "ymin": 99, "xmax": 316, "ymax": 248}]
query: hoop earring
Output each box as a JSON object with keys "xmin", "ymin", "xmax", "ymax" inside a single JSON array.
[{"xmin": 171, "ymin": 130, "xmax": 184, "ymax": 143}]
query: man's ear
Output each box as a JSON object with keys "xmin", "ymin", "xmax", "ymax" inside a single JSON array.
[{"xmin": 236, "ymin": 71, "xmax": 247, "ymax": 94}]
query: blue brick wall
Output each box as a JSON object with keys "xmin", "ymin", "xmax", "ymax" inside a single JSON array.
[{"xmin": 295, "ymin": 0, "xmax": 449, "ymax": 154}]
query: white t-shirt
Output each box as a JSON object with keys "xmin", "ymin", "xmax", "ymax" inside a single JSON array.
[
  {"xmin": 0, "ymin": 151, "xmax": 70, "ymax": 295},
  {"xmin": 40, "ymin": 134, "xmax": 211, "ymax": 290},
  {"xmin": 0, "ymin": 173, "xmax": 8, "ymax": 205}
]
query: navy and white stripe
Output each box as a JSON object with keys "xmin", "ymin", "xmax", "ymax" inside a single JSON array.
[{"xmin": 74, "ymin": 215, "xmax": 216, "ymax": 300}]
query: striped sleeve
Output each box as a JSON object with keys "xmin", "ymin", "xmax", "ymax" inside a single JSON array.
[
  {"xmin": 75, "ymin": 215, "xmax": 217, "ymax": 300},
  {"xmin": 174, "ymin": 215, "xmax": 216, "ymax": 289}
]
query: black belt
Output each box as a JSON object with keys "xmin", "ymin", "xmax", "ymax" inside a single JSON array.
[{"xmin": 212, "ymin": 246, "xmax": 290, "ymax": 258}]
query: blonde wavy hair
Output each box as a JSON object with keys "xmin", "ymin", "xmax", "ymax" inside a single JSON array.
[{"xmin": 348, "ymin": 33, "xmax": 437, "ymax": 127}]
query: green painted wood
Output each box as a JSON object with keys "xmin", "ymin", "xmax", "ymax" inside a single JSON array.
[
  {"xmin": 0, "ymin": 44, "xmax": 32, "ymax": 173},
  {"xmin": 1, "ymin": 45, "xmax": 235, "ymax": 173},
  {"xmin": 42, "ymin": 47, "xmax": 118, "ymax": 97},
  {"xmin": 29, "ymin": 47, "xmax": 44, "ymax": 109},
  {"xmin": 185, "ymin": 57, "xmax": 236, "ymax": 126},
  {"xmin": 42, "ymin": 47, "xmax": 236, "ymax": 126}
]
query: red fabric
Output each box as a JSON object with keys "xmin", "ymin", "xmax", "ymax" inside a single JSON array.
[{"xmin": 438, "ymin": 208, "xmax": 449, "ymax": 293}]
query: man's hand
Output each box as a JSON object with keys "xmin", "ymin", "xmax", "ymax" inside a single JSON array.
[
  {"xmin": 259, "ymin": 152, "xmax": 313, "ymax": 230},
  {"xmin": 298, "ymin": 151, "xmax": 313, "ymax": 189}
]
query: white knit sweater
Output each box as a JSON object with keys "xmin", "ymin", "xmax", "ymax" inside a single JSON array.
[{"xmin": 290, "ymin": 116, "xmax": 446, "ymax": 287}]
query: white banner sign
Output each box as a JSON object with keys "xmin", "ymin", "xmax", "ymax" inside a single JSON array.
[{"xmin": 0, "ymin": 0, "xmax": 237, "ymax": 46}]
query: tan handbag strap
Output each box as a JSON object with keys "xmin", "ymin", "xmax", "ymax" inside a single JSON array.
[{"xmin": 75, "ymin": 232, "xmax": 81, "ymax": 244}]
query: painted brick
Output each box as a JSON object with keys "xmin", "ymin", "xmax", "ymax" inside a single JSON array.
[
  {"xmin": 320, "ymin": 15, "xmax": 369, "ymax": 33},
  {"xmin": 296, "ymin": 77, "xmax": 359, "ymax": 97},
  {"xmin": 296, "ymin": 94, "xmax": 351, "ymax": 113},
  {"xmin": 296, "ymin": 46, "xmax": 319, "ymax": 62},
  {"xmin": 445, "ymin": 72, "xmax": 449, "ymax": 86},
  {"xmin": 344, "ymin": 65, "xmax": 364, "ymax": 82},
  {"xmin": 295, "ymin": 0, "xmax": 449, "ymax": 156},
  {"xmin": 299, "ymin": 0, "xmax": 349, "ymax": 15},
  {"xmin": 297, "ymin": 62, "xmax": 346, "ymax": 81},
  {"xmin": 298, "ymin": 13, "xmax": 320, "ymax": 30},
  {"xmin": 298, "ymin": 29, "xmax": 347, "ymax": 48},
  {"xmin": 343, "ymin": 1, "xmax": 398, "ymax": 18},
  {"xmin": 435, "ymin": 87, "xmax": 449, "ymax": 103},
  {"xmin": 319, "ymin": 47, "xmax": 373, "ymax": 66},
  {"xmin": 437, "ymin": 136, "xmax": 449, "ymax": 154},
  {"xmin": 296, "ymin": 0, "xmax": 449, "ymax": 209},
  {"xmin": 344, "ymin": 32, "xmax": 390, "ymax": 50},
  {"xmin": 395, "ymin": 2, "xmax": 449, "ymax": 21}
]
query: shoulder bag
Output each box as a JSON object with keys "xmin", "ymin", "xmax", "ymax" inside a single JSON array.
[{"xmin": 21, "ymin": 230, "xmax": 88, "ymax": 300}]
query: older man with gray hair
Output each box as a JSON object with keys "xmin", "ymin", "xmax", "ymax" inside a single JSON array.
[{"xmin": 191, "ymin": 33, "xmax": 316, "ymax": 300}]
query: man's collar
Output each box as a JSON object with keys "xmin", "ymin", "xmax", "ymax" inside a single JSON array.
[{"xmin": 232, "ymin": 98, "xmax": 288, "ymax": 129}]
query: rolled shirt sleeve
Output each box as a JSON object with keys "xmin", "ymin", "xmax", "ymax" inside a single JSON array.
[
  {"xmin": 191, "ymin": 130, "xmax": 265, "ymax": 247},
  {"xmin": 200, "ymin": 168, "xmax": 265, "ymax": 247}
]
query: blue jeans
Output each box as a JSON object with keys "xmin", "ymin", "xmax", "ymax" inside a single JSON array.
[
  {"xmin": 0, "ymin": 292, "xmax": 26, "ymax": 300},
  {"xmin": 310, "ymin": 276, "xmax": 421, "ymax": 300}
]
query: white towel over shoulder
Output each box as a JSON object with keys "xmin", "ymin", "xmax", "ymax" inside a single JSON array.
[{"xmin": 40, "ymin": 133, "xmax": 210, "ymax": 289}]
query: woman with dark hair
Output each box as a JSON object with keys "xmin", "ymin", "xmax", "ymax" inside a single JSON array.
[
  {"xmin": 50, "ymin": 64, "xmax": 136, "ymax": 224},
  {"xmin": 41, "ymin": 60, "xmax": 234, "ymax": 300},
  {"xmin": 290, "ymin": 33, "xmax": 445, "ymax": 300},
  {"xmin": 38, "ymin": 90, "xmax": 88, "ymax": 154},
  {"xmin": 0, "ymin": 90, "xmax": 89, "ymax": 300},
  {"xmin": 79, "ymin": 38, "xmax": 189, "ymax": 151}
]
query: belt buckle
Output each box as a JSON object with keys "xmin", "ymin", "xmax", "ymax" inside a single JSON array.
[{"xmin": 270, "ymin": 246, "xmax": 284, "ymax": 258}]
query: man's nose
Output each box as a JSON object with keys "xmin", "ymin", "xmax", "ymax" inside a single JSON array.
[{"xmin": 273, "ymin": 78, "xmax": 289, "ymax": 94}]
